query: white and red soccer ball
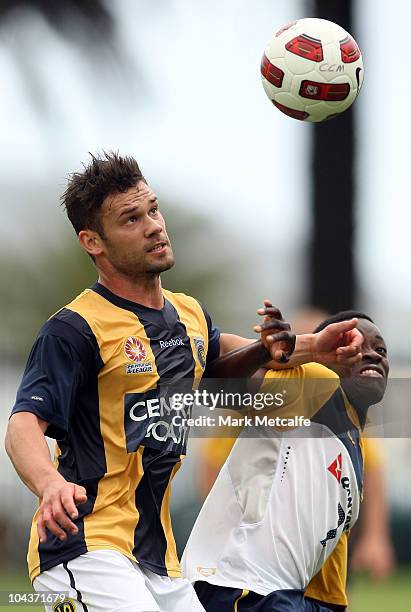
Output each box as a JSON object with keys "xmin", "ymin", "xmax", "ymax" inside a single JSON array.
[{"xmin": 261, "ymin": 18, "xmax": 364, "ymax": 122}]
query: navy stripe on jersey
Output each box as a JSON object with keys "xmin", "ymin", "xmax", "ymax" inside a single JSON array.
[
  {"xmin": 29, "ymin": 309, "xmax": 106, "ymax": 575},
  {"xmin": 142, "ymin": 297, "xmax": 196, "ymax": 383},
  {"xmin": 133, "ymin": 448, "xmax": 181, "ymax": 574},
  {"xmin": 311, "ymin": 389, "xmax": 364, "ymax": 493}
]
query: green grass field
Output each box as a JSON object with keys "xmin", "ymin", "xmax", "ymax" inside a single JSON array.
[{"xmin": 0, "ymin": 567, "xmax": 410, "ymax": 611}]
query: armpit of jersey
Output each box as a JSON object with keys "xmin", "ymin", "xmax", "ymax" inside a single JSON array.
[{"xmin": 226, "ymin": 433, "xmax": 280, "ymax": 524}]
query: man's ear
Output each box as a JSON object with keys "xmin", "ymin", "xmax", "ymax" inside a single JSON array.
[{"xmin": 78, "ymin": 229, "xmax": 104, "ymax": 258}]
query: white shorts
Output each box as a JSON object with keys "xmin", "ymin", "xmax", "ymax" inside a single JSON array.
[{"xmin": 33, "ymin": 549, "xmax": 205, "ymax": 612}]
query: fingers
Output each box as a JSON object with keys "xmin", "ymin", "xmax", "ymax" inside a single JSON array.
[
  {"xmin": 266, "ymin": 330, "xmax": 296, "ymax": 349},
  {"xmin": 254, "ymin": 320, "xmax": 291, "ymax": 333},
  {"xmin": 266, "ymin": 331, "xmax": 296, "ymax": 363},
  {"xmin": 37, "ymin": 483, "xmax": 87, "ymax": 544},
  {"xmin": 61, "ymin": 488, "xmax": 80, "ymax": 520},
  {"xmin": 37, "ymin": 516, "xmax": 47, "ymax": 544},
  {"xmin": 335, "ymin": 328, "xmax": 363, "ymax": 354},
  {"xmin": 38, "ymin": 508, "xmax": 68, "ymax": 543},
  {"xmin": 74, "ymin": 485, "xmax": 87, "ymax": 504},
  {"xmin": 74, "ymin": 485, "xmax": 88, "ymax": 506},
  {"xmin": 257, "ymin": 306, "xmax": 284, "ymax": 320},
  {"xmin": 327, "ymin": 318, "xmax": 359, "ymax": 335},
  {"xmin": 51, "ymin": 498, "xmax": 79, "ymax": 536},
  {"xmin": 337, "ymin": 352, "xmax": 362, "ymax": 366}
]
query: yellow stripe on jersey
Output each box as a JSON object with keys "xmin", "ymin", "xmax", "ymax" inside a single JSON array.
[
  {"xmin": 304, "ymin": 531, "xmax": 349, "ymax": 607},
  {"xmin": 27, "ymin": 509, "xmax": 41, "ymax": 581},
  {"xmin": 28, "ymin": 444, "xmax": 62, "ymax": 581},
  {"xmin": 160, "ymin": 458, "xmax": 183, "ymax": 572}
]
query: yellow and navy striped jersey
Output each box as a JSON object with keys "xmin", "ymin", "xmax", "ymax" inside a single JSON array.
[{"xmin": 11, "ymin": 282, "xmax": 220, "ymax": 582}]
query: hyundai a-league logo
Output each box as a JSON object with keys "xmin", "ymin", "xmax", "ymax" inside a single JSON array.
[{"xmin": 124, "ymin": 337, "xmax": 146, "ymax": 363}]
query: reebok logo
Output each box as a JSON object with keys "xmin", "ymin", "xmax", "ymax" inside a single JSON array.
[{"xmin": 159, "ymin": 337, "xmax": 184, "ymax": 349}]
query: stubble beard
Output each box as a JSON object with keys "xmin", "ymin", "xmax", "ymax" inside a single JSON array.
[
  {"xmin": 109, "ymin": 247, "xmax": 175, "ymax": 281},
  {"xmin": 144, "ymin": 253, "xmax": 175, "ymax": 276}
]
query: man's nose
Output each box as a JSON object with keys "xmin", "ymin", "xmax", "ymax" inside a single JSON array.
[
  {"xmin": 363, "ymin": 349, "xmax": 382, "ymax": 363},
  {"xmin": 145, "ymin": 216, "xmax": 163, "ymax": 236}
]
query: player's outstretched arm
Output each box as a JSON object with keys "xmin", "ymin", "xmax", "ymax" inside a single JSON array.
[
  {"xmin": 5, "ymin": 412, "xmax": 87, "ymax": 543},
  {"xmin": 255, "ymin": 301, "xmax": 363, "ymax": 369},
  {"xmin": 215, "ymin": 303, "xmax": 362, "ymax": 375}
]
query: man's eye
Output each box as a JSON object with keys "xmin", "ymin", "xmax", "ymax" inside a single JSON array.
[
  {"xmin": 377, "ymin": 347, "xmax": 387, "ymax": 355},
  {"xmin": 150, "ymin": 206, "xmax": 159, "ymax": 215},
  {"xmin": 128, "ymin": 215, "xmax": 138, "ymax": 223}
]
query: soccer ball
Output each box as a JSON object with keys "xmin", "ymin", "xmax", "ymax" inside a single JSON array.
[{"xmin": 261, "ymin": 18, "xmax": 364, "ymax": 122}]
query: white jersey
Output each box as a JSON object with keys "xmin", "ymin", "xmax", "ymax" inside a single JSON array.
[{"xmin": 182, "ymin": 365, "xmax": 364, "ymax": 596}]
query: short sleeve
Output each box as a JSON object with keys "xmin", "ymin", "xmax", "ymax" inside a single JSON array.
[
  {"xmin": 200, "ymin": 304, "xmax": 220, "ymax": 365},
  {"xmin": 11, "ymin": 312, "xmax": 98, "ymax": 439},
  {"xmin": 259, "ymin": 363, "xmax": 340, "ymax": 420}
]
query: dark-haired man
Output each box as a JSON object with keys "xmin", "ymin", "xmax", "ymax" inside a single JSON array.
[
  {"xmin": 5, "ymin": 153, "xmax": 362, "ymax": 612},
  {"xmin": 183, "ymin": 310, "xmax": 389, "ymax": 612}
]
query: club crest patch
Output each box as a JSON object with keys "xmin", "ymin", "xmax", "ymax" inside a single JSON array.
[{"xmin": 193, "ymin": 337, "xmax": 206, "ymax": 369}]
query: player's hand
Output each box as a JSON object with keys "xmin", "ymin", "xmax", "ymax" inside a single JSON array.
[
  {"xmin": 311, "ymin": 318, "xmax": 363, "ymax": 366},
  {"xmin": 37, "ymin": 479, "xmax": 87, "ymax": 544},
  {"xmin": 254, "ymin": 299, "xmax": 296, "ymax": 363}
]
